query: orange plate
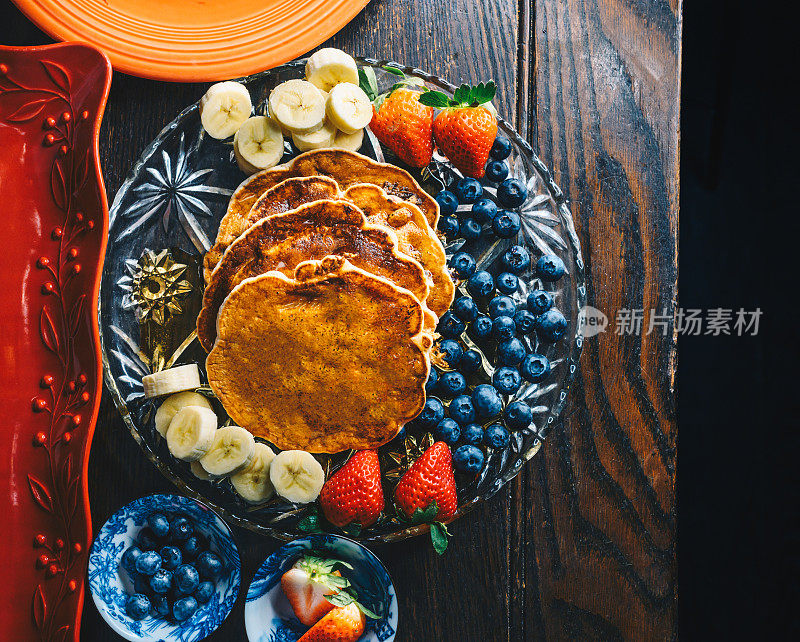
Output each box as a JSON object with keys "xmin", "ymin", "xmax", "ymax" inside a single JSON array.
[{"xmin": 11, "ymin": 0, "xmax": 371, "ymax": 82}]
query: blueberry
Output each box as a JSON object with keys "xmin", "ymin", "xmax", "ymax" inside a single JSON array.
[
  {"xmin": 504, "ymin": 401, "xmax": 533, "ymax": 430},
  {"xmin": 151, "ymin": 594, "xmax": 170, "ymax": 618},
  {"xmin": 436, "ymin": 190, "xmax": 458, "ymax": 216},
  {"xmin": 135, "ymin": 550, "xmax": 162, "ymax": 576},
  {"xmin": 125, "ymin": 594, "xmax": 151, "ymax": 620},
  {"xmin": 537, "ymin": 309, "xmax": 568, "ymax": 342},
  {"xmin": 501, "ymin": 245, "xmax": 531, "ymax": 274},
  {"xmin": 425, "ymin": 368, "xmax": 439, "ymax": 393},
  {"xmin": 147, "ymin": 513, "xmax": 170, "ymax": 539},
  {"xmin": 438, "ymin": 311, "xmax": 466, "ymax": 339},
  {"xmin": 453, "ymin": 177, "xmax": 483, "ymax": 204},
  {"xmin": 485, "ymin": 423, "xmax": 511, "ymax": 449},
  {"xmin": 472, "ymin": 384, "xmax": 503, "ymax": 419},
  {"xmin": 493, "ymin": 367, "xmax": 522, "ymax": 395},
  {"xmin": 520, "ymin": 353, "xmax": 551, "ymax": 382},
  {"xmin": 492, "ymin": 210, "xmax": 521, "ymax": 238},
  {"xmin": 488, "ymin": 295, "xmax": 516, "ymax": 319},
  {"xmin": 484, "ymin": 159, "xmax": 509, "ymax": 183},
  {"xmin": 174, "ymin": 564, "xmax": 200, "ymax": 594},
  {"xmin": 497, "ymin": 338, "xmax": 526, "ymax": 366},
  {"xmin": 526, "ymin": 289, "xmax": 553, "ymax": 315},
  {"xmin": 490, "ymin": 135, "xmax": 512, "ymax": 160},
  {"xmin": 460, "ymin": 218, "xmax": 482, "ymax": 241},
  {"xmin": 453, "ymin": 444, "xmax": 485, "ymax": 475},
  {"xmin": 452, "ymin": 296, "xmax": 479, "ymax": 322},
  {"xmin": 195, "ymin": 551, "xmax": 224, "ymax": 580},
  {"xmin": 149, "ymin": 569, "xmax": 173, "ymax": 594},
  {"xmin": 461, "ymin": 423, "xmax": 484, "ymax": 446},
  {"xmin": 448, "ymin": 395, "xmax": 475, "ymax": 426},
  {"xmin": 466, "ymin": 270, "xmax": 494, "ymax": 299},
  {"xmin": 417, "ymin": 397, "xmax": 444, "ymax": 429},
  {"xmin": 194, "ymin": 581, "xmax": 215, "ymax": 605},
  {"xmin": 496, "ymin": 272, "xmax": 519, "ymax": 295},
  {"xmin": 438, "ymin": 215, "xmax": 459, "ymax": 238},
  {"xmin": 497, "ymin": 178, "xmax": 528, "ymax": 207},
  {"xmin": 492, "ymin": 315, "xmax": 516, "ymax": 341},
  {"xmin": 470, "ymin": 315, "xmax": 493, "ymax": 341},
  {"xmin": 438, "ymin": 371, "xmax": 466, "ymax": 398},
  {"xmin": 169, "ymin": 517, "xmax": 193, "ymax": 542},
  {"xmin": 536, "ymin": 255, "xmax": 566, "ymax": 281},
  {"xmin": 172, "ymin": 596, "xmax": 198, "ymax": 622},
  {"xmin": 459, "ymin": 349, "xmax": 482, "ymax": 375},
  {"xmin": 137, "ymin": 527, "xmax": 160, "ymax": 551},
  {"xmin": 438, "ymin": 339, "xmax": 463, "ymax": 368},
  {"xmin": 434, "ymin": 418, "xmax": 461, "ymax": 445},
  {"xmin": 450, "ymin": 251, "xmax": 476, "ymax": 278},
  {"xmin": 513, "ymin": 310, "xmax": 537, "ymax": 335},
  {"xmin": 181, "ymin": 534, "xmax": 207, "ymax": 562},
  {"xmin": 121, "ymin": 546, "xmax": 142, "ymax": 576},
  {"xmin": 159, "ymin": 545, "xmax": 182, "ymax": 571},
  {"xmin": 471, "ymin": 198, "xmax": 497, "ymax": 224}
]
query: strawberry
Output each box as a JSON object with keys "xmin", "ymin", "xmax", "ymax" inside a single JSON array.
[
  {"xmin": 370, "ymin": 88, "xmax": 434, "ymax": 168},
  {"xmin": 419, "ymin": 82, "xmax": 498, "ymax": 178},
  {"xmin": 319, "ymin": 450, "xmax": 384, "ymax": 528},
  {"xmin": 298, "ymin": 603, "xmax": 366, "ymax": 642},
  {"xmin": 280, "ymin": 556, "xmax": 352, "ymax": 627},
  {"xmin": 393, "ymin": 441, "xmax": 458, "ymax": 553}
]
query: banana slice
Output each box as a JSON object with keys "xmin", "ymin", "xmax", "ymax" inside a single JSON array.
[
  {"xmin": 166, "ymin": 406, "xmax": 218, "ymax": 461},
  {"xmin": 305, "ymin": 48, "xmax": 359, "ymax": 92},
  {"xmin": 230, "ymin": 442, "xmax": 277, "ymax": 503},
  {"xmin": 142, "ymin": 364, "xmax": 201, "ymax": 398},
  {"xmin": 190, "ymin": 459, "xmax": 220, "ymax": 481},
  {"xmin": 199, "ymin": 81, "xmax": 253, "ymax": 140},
  {"xmin": 268, "ymin": 80, "xmax": 326, "ymax": 134},
  {"xmin": 332, "ymin": 127, "xmax": 364, "ymax": 151},
  {"xmin": 155, "ymin": 391, "xmax": 213, "ymax": 437},
  {"xmin": 233, "ymin": 116, "xmax": 284, "ymax": 175},
  {"xmin": 269, "ymin": 450, "xmax": 325, "ymax": 504},
  {"xmin": 199, "ymin": 425, "xmax": 256, "ymax": 476},
  {"xmin": 292, "ymin": 120, "xmax": 336, "ymax": 151},
  {"xmin": 326, "ymin": 83, "xmax": 372, "ymax": 135}
]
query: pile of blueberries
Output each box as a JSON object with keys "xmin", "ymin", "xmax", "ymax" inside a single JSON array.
[
  {"xmin": 120, "ymin": 512, "xmax": 223, "ymax": 623},
  {"xmin": 424, "ymin": 135, "xmax": 568, "ymax": 477}
]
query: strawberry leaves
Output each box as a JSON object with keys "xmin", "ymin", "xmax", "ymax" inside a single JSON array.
[
  {"xmin": 403, "ymin": 501, "xmax": 451, "ymax": 554},
  {"xmin": 419, "ymin": 81, "xmax": 497, "ymax": 109},
  {"xmin": 324, "ymin": 589, "xmax": 380, "ymax": 619}
]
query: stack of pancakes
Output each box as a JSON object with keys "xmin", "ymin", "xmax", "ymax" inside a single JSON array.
[{"xmin": 201, "ymin": 149, "xmax": 455, "ymax": 454}]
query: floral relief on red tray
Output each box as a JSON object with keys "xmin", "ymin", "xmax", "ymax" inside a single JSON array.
[{"xmin": 0, "ymin": 43, "xmax": 111, "ymax": 641}]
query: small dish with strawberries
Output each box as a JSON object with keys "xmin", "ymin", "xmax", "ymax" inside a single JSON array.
[{"xmin": 244, "ymin": 534, "xmax": 397, "ymax": 642}]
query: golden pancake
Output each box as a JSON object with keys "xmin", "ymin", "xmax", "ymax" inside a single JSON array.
[
  {"xmin": 206, "ymin": 256, "xmax": 429, "ymax": 453},
  {"xmin": 343, "ymin": 183, "xmax": 454, "ymax": 317},
  {"xmin": 197, "ymin": 200, "xmax": 430, "ymax": 352},
  {"xmin": 204, "ymin": 176, "xmax": 342, "ymax": 281},
  {"xmin": 226, "ymin": 149, "xmax": 440, "ymax": 233}
]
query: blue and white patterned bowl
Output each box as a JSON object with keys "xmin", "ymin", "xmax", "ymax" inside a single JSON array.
[
  {"xmin": 88, "ymin": 493, "xmax": 241, "ymax": 641},
  {"xmin": 245, "ymin": 535, "xmax": 397, "ymax": 642}
]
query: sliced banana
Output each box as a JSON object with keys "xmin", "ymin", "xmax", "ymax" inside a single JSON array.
[
  {"xmin": 199, "ymin": 81, "xmax": 253, "ymax": 140},
  {"xmin": 166, "ymin": 406, "xmax": 217, "ymax": 462},
  {"xmin": 199, "ymin": 425, "xmax": 256, "ymax": 476},
  {"xmin": 332, "ymin": 127, "xmax": 364, "ymax": 152},
  {"xmin": 305, "ymin": 48, "xmax": 359, "ymax": 92},
  {"xmin": 292, "ymin": 120, "xmax": 336, "ymax": 151},
  {"xmin": 326, "ymin": 82, "xmax": 372, "ymax": 135},
  {"xmin": 268, "ymin": 80, "xmax": 326, "ymax": 134},
  {"xmin": 142, "ymin": 364, "xmax": 201, "ymax": 398},
  {"xmin": 190, "ymin": 459, "xmax": 220, "ymax": 481},
  {"xmin": 230, "ymin": 442, "xmax": 277, "ymax": 503},
  {"xmin": 155, "ymin": 391, "xmax": 213, "ymax": 437},
  {"xmin": 233, "ymin": 116, "xmax": 284, "ymax": 174},
  {"xmin": 269, "ymin": 450, "xmax": 325, "ymax": 504}
]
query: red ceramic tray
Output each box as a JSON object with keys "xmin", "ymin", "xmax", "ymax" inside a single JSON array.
[{"xmin": 0, "ymin": 43, "xmax": 111, "ymax": 641}]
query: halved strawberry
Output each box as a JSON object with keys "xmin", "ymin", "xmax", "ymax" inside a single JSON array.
[
  {"xmin": 298, "ymin": 603, "xmax": 366, "ymax": 642},
  {"xmin": 280, "ymin": 555, "xmax": 351, "ymax": 627}
]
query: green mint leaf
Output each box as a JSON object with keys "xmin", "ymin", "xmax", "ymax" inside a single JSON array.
[
  {"xmin": 418, "ymin": 90, "xmax": 452, "ymax": 109},
  {"xmin": 358, "ymin": 68, "xmax": 377, "ymax": 102},
  {"xmin": 453, "ymin": 84, "xmax": 471, "ymax": 104},
  {"xmin": 383, "ymin": 65, "xmax": 405, "ymax": 77},
  {"xmin": 430, "ymin": 521, "xmax": 450, "ymax": 555}
]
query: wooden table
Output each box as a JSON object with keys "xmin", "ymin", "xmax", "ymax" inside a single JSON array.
[{"xmin": 6, "ymin": 0, "xmax": 681, "ymax": 639}]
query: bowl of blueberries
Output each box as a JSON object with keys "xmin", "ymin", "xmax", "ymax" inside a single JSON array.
[{"xmin": 88, "ymin": 494, "xmax": 241, "ymax": 641}]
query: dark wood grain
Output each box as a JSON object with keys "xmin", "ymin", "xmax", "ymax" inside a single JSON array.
[{"xmin": 3, "ymin": 0, "xmax": 681, "ymax": 639}]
